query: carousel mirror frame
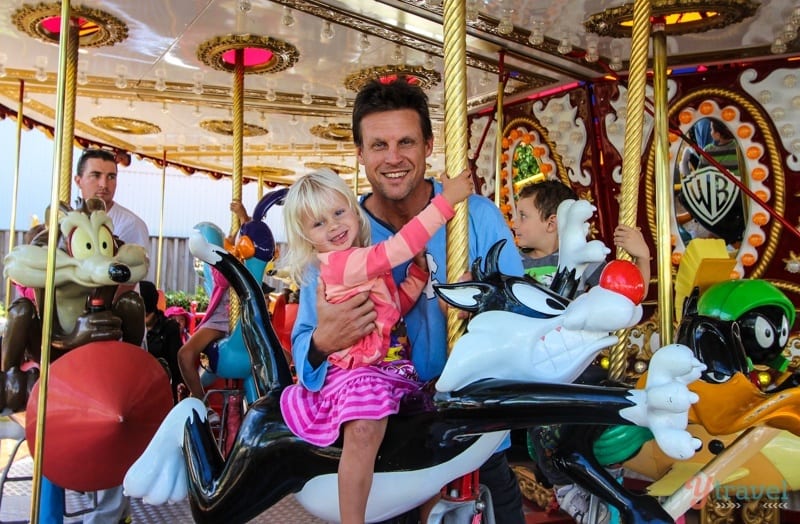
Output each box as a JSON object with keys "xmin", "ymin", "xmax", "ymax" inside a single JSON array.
[
  {"xmin": 499, "ymin": 117, "xmax": 569, "ymax": 227},
  {"xmin": 644, "ymin": 88, "xmax": 786, "ymax": 280}
]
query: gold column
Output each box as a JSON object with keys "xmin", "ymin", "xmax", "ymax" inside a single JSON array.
[
  {"xmin": 59, "ymin": 19, "xmax": 79, "ymax": 203},
  {"xmin": 651, "ymin": 20, "xmax": 673, "ymax": 344},
  {"xmin": 229, "ymin": 48, "xmax": 245, "ymax": 330},
  {"xmin": 31, "ymin": 6, "xmax": 78, "ymax": 522},
  {"xmin": 4, "ymin": 80, "xmax": 25, "ymax": 312},
  {"xmin": 494, "ymin": 52, "xmax": 505, "ymax": 207},
  {"xmin": 608, "ymin": 0, "xmax": 651, "ymax": 382},
  {"xmin": 155, "ymin": 150, "xmax": 167, "ymax": 289},
  {"xmin": 442, "ymin": 0, "xmax": 470, "ymax": 352}
]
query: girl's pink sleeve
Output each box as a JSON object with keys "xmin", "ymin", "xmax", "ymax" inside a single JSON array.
[{"xmin": 397, "ymin": 262, "xmax": 428, "ymax": 314}]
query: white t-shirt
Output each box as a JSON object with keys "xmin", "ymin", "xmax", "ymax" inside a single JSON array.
[{"xmin": 107, "ymin": 201, "xmax": 149, "ymax": 252}]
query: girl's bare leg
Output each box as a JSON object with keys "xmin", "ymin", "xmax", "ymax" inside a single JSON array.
[{"xmin": 339, "ymin": 418, "xmax": 387, "ymax": 524}]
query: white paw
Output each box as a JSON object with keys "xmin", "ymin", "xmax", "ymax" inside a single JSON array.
[{"xmin": 123, "ymin": 398, "xmax": 205, "ymax": 504}]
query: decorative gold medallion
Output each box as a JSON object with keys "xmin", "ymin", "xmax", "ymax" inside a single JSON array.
[
  {"xmin": 304, "ymin": 162, "xmax": 356, "ymax": 175},
  {"xmin": 91, "ymin": 116, "xmax": 161, "ymax": 135},
  {"xmin": 197, "ymin": 34, "xmax": 299, "ymax": 74},
  {"xmin": 344, "ymin": 65, "xmax": 442, "ymax": 92},
  {"xmin": 12, "ymin": 2, "xmax": 128, "ymax": 47},
  {"xmin": 309, "ymin": 123, "xmax": 353, "ymax": 142},
  {"xmin": 585, "ymin": 0, "xmax": 759, "ymax": 37},
  {"xmin": 199, "ymin": 119, "xmax": 269, "ymax": 137}
]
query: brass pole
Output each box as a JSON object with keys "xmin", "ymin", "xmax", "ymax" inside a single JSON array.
[
  {"xmin": 229, "ymin": 48, "xmax": 245, "ymax": 331},
  {"xmin": 442, "ymin": 0, "xmax": 470, "ymax": 353},
  {"xmin": 4, "ymin": 80, "xmax": 25, "ymax": 312},
  {"xmin": 651, "ymin": 20, "xmax": 673, "ymax": 344},
  {"xmin": 258, "ymin": 174, "xmax": 264, "ymax": 200},
  {"xmin": 607, "ymin": 0, "xmax": 651, "ymax": 383},
  {"xmin": 155, "ymin": 150, "xmax": 167, "ymax": 289},
  {"xmin": 59, "ymin": 18, "xmax": 79, "ymax": 203},
  {"xmin": 494, "ymin": 51, "xmax": 505, "ymax": 208},
  {"xmin": 31, "ymin": 6, "xmax": 78, "ymax": 522}
]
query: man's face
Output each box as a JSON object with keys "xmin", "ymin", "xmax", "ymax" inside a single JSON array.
[
  {"xmin": 74, "ymin": 157, "xmax": 118, "ymax": 209},
  {"xmin": 356, "ymin": 108, "xmax": 433, "ymax": 202}
]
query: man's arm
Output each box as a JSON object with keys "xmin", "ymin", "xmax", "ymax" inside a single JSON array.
[{"xmin": 291, "ymin": 272, "xmax": 377, "ymax": 391}]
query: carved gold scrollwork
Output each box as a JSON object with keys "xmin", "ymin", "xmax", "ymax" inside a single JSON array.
[{"xmin": 510, "ymin": 465, "xmax": 553, "ymax": 510}]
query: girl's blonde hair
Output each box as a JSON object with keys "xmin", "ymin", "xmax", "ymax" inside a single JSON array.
[{"xmin": 281, "ymin": 168, "xmax": 371, "ymax": 285}]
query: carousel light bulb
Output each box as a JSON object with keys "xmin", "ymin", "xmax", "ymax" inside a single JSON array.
[
  {"xmin": 115, "ymin": 64, "xmax": 128, "ymax": 89},
  {"xmin": 781, "ymin": 124, "xmax": 795, "ymax": 137},
  {"xmin": 336, "ymin": 95, "xmax": 347, "ymax": 108},
  {"xmin": 359, "ymin": 33, "xmax": 371, "ymax": 52},
  {"xmin": 302, "ymin": 91, "xmax": 313, "ymax": 105},
  {"xmin": 192, "ymin": 81, "xmax": 204, "ymax": 95},
  {"xmin": 792, "ymin": 7, "xmax": 800, "ymax": 26},
  {"xmin": 288, "ymin": 114, "xmax": 299, "ymax": 126},
  {"xmin": 392, "ymin": 44, "xmax": 404, "ymax": 64},
  {"xmin": 793, "ymin": 95, "xmax": 800, "ymax": 109},
  {"xmin": 128, "ymin": 99, "xmax": 135, "ymax": 111},
  {"xmin": 783, "ymin": 23, "xmax": 797, "ymax": 42},
  {"xmin": 557, "ymin": 35, "xmax": 572, "ymax": 55},
  {"xmin": 771, "ymin": 37, "xmax": 787, "ymax": 54},
  {"xmin": 771, "ymin": 107, "xmax": 785, "ymax": 121},
  {"xmin": 155, "ymin": 77, "xmax": 167, "ymax": 92},
  {"xmin": 784, "ymin": 74, "xmax": 797, "ymax": 88},
  {"xmin": 529, "ymin": 28, "xmax": 544, "ymax": 46},
  {"xmin": 423, "ymin": 53, "xmax": 435, "ymax": 70},
  {"xmin": 479, "ymin": 71, "xmax": 490, "ymax": 87},
  {"xmin": 320, "ymin": 21, "xmax": 335, "ymax": 42},
  {"xmin": 265, "ymin": 89, "xmax": 277, "ymax": 102},
  {"xmin": 497, "ymin": 10, "xmax": 514, "ymax": 35},
  {"xmin": 281, "ymin": 6, "xmax": 295, "ymax": 28},
  {"xmin": 425, "ymin": 0, "xmax": 442, "ymax": 7},
  {"xmin": 466, "ymin": 0, "xmax": 479, "ymax": 22},
  {"xmin": 759, "ymin": 89, "xmax": 773, "ymax": 104},
  {"xmin": 193, "ymin": 104, "xmax": 202, "ymax": 117},
  {"xmin": 238, "ymin": 0, "xmax": 252, "ymax": 13},
  {"xmin": 161, "ymin": 101, "xmax": 169, "ymax": 114},
  {"xmin": 34, "ymin": 55, "xmax": 48, "ymax": 82}
]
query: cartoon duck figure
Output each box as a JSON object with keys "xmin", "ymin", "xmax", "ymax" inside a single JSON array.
[
  {"xmin": 1, "ymin": 198, "xmax": 149, "ymax": 411},
  {"xmin": 676, "ymin": 279, "xmax": 800, "ymax": 436}
]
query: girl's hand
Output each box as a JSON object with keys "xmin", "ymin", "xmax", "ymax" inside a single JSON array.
[
  {"xmin": 412, "ymin": 251, "xmax": 428, "ymax": 272},
  {"xmin": 440, "ymin": 169, "xmax": 474, "ymax": 208}
]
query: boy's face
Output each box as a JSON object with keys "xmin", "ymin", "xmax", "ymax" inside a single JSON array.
[{"xmin": 514, "ymin": 196, "xmax": 555, "ymax": 250}]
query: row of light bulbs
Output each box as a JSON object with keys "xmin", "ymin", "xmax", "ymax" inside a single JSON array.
[{"xmin": 770, "ymin": 7, "xmax": 800, "ymax": 54}]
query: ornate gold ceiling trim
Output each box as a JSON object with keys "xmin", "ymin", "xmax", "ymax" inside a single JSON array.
[
  {"xmin": 585, "ymin": 0, "xmax": 759, "ymax": 37},
  {"xmin": 309, "ymin": 122, "xmax": 353, "ymax": 142},
  {"xmin": 91, "ymin": 116, "xmax": 161, "ymax": 135},
  {"xmin": 197, "ymin": 34, "xmax": 299, "ymax": 74},
  {"xmin": 12, "ymin": 2, "xmax": 128, "ymax": 48},
  {"xmin": 199, "ymin": 119, "xmax": 269, "ymax": 137},
  {"xmin": 344, "ymin": 65, "xmax": 442, "ymax": 93},
  {"xmin": 304, "ymin": 162, "xmax": 356, "ymax": 175},
  {"xmin": 266, "ymin": 0, "xmax": 551, "ymax": 88},
  {"xmin": 245, "ymin": 166, "xmax": 295, "ymax": 178}
]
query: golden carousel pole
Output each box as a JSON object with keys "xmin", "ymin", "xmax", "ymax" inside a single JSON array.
[
  {"xmin": 441, "ymin": 0, "xmax": 470, "ymax": 352},
  {"xmin": 4, "ymin": 80, "xmax": 25, "ymax": 312},
  {"xmin": 155, "ymin": 149, "xmax": 167, "ymax": 289},
  {"xmin": 493, "ymin": 51, "xmax": 505, "ymax": 207},
  {"xmin": 31, "ymin": 5, "xmax": 79, "ymax": 522},
  {"xmin": 228, "ymin": 47, "xmax": 245, "ymax": 330},
  {"xmin": 607, "ymin": 0, "xmax": 651, "ymax": 382},
  {"xmin": 651, "ymin": 19, "xmax": 674, "ymax": 346}
]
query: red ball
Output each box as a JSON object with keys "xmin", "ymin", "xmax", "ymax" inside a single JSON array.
[{"xmin": 599, "ymin": 259, "xmax": 646, "ymax": 304}]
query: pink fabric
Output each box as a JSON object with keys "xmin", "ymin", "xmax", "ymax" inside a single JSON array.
[
  {"xmin": 319, "ymin": 195, "xmax": 452, "ymax": 369},
  {"xmin": 280, "ymin": 362, "xmax": 420, "ymax": 447},
  {"xmin": 198, "ymin": 267, "xmax": 230, "ymax": 330}
]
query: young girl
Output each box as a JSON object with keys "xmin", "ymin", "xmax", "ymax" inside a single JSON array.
[{"xmin": 279, "ymin": 167, "xmax": 473, "ymax": 523}]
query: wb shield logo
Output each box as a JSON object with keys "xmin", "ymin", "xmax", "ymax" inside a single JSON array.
[
  {"xmin": 678, "ymin": 165, "xmax": 745, "ymax": 244},
  {"xmin": 681, "ymin": 166, "xmax": 739, "ymax": 226}
]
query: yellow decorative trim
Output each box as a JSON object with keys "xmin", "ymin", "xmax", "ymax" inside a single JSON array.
[
  {"xmin": 303, "ymin": 162, "xmax": 356, "ymax": 175},
  {"xmin": 12, "ymin": 2, "xmax": 128, "ymax": 48},
  {"xmin": 243, "ymin": 166, "xmax": 294, "ymax": 180},
  {"xmin": 585, "ymin": 0, "xmax": 759, "ymax": 38},
  {"xmin": 199, "ymin": 119, "xmax": 268, "ymax": 137},
  {"xmin": 196, "ymin": 34, "xmax": 299, "ymax": 74},
  {"xmin": 91, "ymin": 116, "xmax": 161, "ymax": 135},
  {"xmin": 309, "ymin": 123, "xmax": 353, "ymax": 142},
  {"xmin": 343, "ymin": 65, "xmax": 441, "ymax": 92}
]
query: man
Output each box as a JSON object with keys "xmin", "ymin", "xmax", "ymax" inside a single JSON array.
[
  {"xmin": 291, "ymin": 78, "xmax": 526, "ymax": 523},
  {"xmin": 74, "ymin": 148, "xmax": 150, "ymax": 254}
]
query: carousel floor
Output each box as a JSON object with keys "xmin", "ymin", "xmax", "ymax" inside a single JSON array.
[{"xmin": 0, "ymin": 458, "xmax": 327, "ymax": 524}]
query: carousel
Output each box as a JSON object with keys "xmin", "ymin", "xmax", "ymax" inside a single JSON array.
[{"xmin": 1, "ymin": 1, "xmax": 800, "ymax": 523}]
